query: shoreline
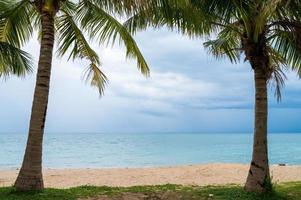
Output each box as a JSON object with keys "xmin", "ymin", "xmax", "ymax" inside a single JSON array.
[
  {"xmin": 1, "ymin": 162, "xmax": 299, "ymax": 170},
  {"xmin": 1, "ymin": 163, "xmax": 301, "ymax": 188}
]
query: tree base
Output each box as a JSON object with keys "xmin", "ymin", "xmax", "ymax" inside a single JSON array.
[
  {"xmin": 14, "ymin": 174, "xmax": 44, "ymax": 191},
  {"xmin": 245, "ymin": 182, "xmax": 267, "ymax": 193},
  {"xmin": 245, "ymin": 167, "xmax": 272, "ymax": 193}
]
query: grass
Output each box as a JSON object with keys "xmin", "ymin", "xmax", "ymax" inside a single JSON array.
[{"xmin": 0, "ymin": 182, "xmax": 301, "ymax": 200}]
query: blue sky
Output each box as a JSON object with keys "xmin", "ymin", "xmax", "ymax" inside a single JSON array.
[{"xmin": 1, "ymin": 28, "xmax": 301, "ymax": 133}]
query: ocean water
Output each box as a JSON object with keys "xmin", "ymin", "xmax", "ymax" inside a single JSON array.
[{"xmin": 0, "ymin": 133, "xmax": 301, "ymax": 169}]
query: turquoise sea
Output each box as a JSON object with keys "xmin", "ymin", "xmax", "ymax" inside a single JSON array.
[{"xmin": 0, "ymin": 133, "xmax": 300, "ymax": 169}]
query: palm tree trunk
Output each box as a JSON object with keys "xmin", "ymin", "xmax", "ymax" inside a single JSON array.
[
  {"xmin": 14, "ymin": 10, "xmax": 55, "ymax": 191},
  {"xmin": 245, "ymin": 66, "xmax": 271, "ymax": 193}
]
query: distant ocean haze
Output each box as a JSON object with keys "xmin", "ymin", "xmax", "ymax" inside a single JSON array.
[{"xmin": 0, "ymin": 132, "xmax": 300, "ymax": 169}]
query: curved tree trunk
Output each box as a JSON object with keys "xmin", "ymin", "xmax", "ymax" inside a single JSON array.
[
  {"xmin": 14, "ymin": 10, "xmax": 55, "ymax": 191},
  {"xmin": 245, "ymin": 66, "xmax": 271, "ymax": 193}
]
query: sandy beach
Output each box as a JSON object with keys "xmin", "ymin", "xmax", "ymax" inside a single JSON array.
[{"xmin": 1, "ymin": 163, "xmax": 301, "ymax": 188}]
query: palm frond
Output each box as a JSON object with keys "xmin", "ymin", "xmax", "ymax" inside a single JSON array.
[
  {"xmin": 124, "ymin": 0, "xmax": 210, "ymax": 38},
  {"xmin": 0, "ymin": 0, "xmax": 34, "ymax": 48},
  {"xmin": 268, "ymin": 64, "xmax": 287, "ymax": 101},
  {"xmin": 56, "ymin": 10, "xmax": 107, "ymax": 95},
  {"xmin": 88, "ymin": 0, "xmax": 150, "ymax": 16},
  {"xmin": 251, "ymin": 0, "xmax": 283, "ymax": 42},
  {"xmin": 269, "ymin": 26, "xmax": 301, "ymax": 75},
  {"xmin": 83, "ymin": 63, "xmax": 108, "ymax": 95},
  {"xmin": 204, "ymin": 27, "xmax": 241, "ymax": 63},
  {"xmin": 78, "ymin": 0, "xmax": 149, "ymax": 76},
  {"xmin": 0, "ymin": 41, "xmax": 32, "ymax": 77}
]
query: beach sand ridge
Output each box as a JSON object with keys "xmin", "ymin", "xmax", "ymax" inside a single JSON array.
[{"xmin": 1, "ymin": 163, "xmax": 300, "ymax": 188}]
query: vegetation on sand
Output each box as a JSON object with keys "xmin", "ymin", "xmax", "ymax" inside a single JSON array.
[{"xmin": 1, "ymin": 182, "xmax": 301, "ymax": 200}]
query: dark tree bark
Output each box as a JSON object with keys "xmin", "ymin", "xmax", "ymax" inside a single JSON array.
[
  {"xmin": 245, "ymin": 62, "xmax": 271, "ymax": 193},
  {"xmin": 15, "ymin": 9, "xmax": 55, "ymax": 191}
]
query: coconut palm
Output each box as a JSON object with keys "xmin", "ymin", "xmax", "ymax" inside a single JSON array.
[
  {"xmin": 0, "ymin": 0, "xmax": 149, "ymax": 191},
  {"xmin": 125, "ymin": 0, "xmax": 301, "ymax": 193}
]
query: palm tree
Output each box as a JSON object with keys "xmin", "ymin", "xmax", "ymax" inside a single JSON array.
[
  {"xmin": 0, "ymin": 0, "xmax": 149, "ymax": 191},
  {"xmin": 125, "ymin": 0, "xmax": 301, "ymax": 193}
]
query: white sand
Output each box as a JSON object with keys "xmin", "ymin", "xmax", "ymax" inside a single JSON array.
[{"xmin": 1, "ymin": 164, "xmax": 300, "ymax": 188}]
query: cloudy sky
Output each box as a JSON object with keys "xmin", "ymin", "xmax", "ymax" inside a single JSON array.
[{"xmin": 1, "ymin": 28, "xmax": 301, "ymax": 134}]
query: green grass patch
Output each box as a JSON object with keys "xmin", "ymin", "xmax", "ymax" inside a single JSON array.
[{"xmin": 0, "ymin": 182, "xmax": 301, "ymax": 200}]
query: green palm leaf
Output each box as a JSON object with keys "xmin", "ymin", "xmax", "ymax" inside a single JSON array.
[
  {"xmin": 56, "ymin": 10, "xmax": 107, "ymax": 95},
  {"xmin": 124, "ymin": 0, "xmax": 210, "ymax": 38},
  {"xmin": 78, "ymin": 0, "xmax": 150, "ymax": 76},
  {"xmin": 0, "ymin": 41, "xmax": 32, "ymax": 77},
  {"xmin": 204, "ymin": 27, "xmax": 242, "ymax": 63},
  {"xmin": 0, "ymin": 0, "xmax": 34, "ymax": 48}
]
